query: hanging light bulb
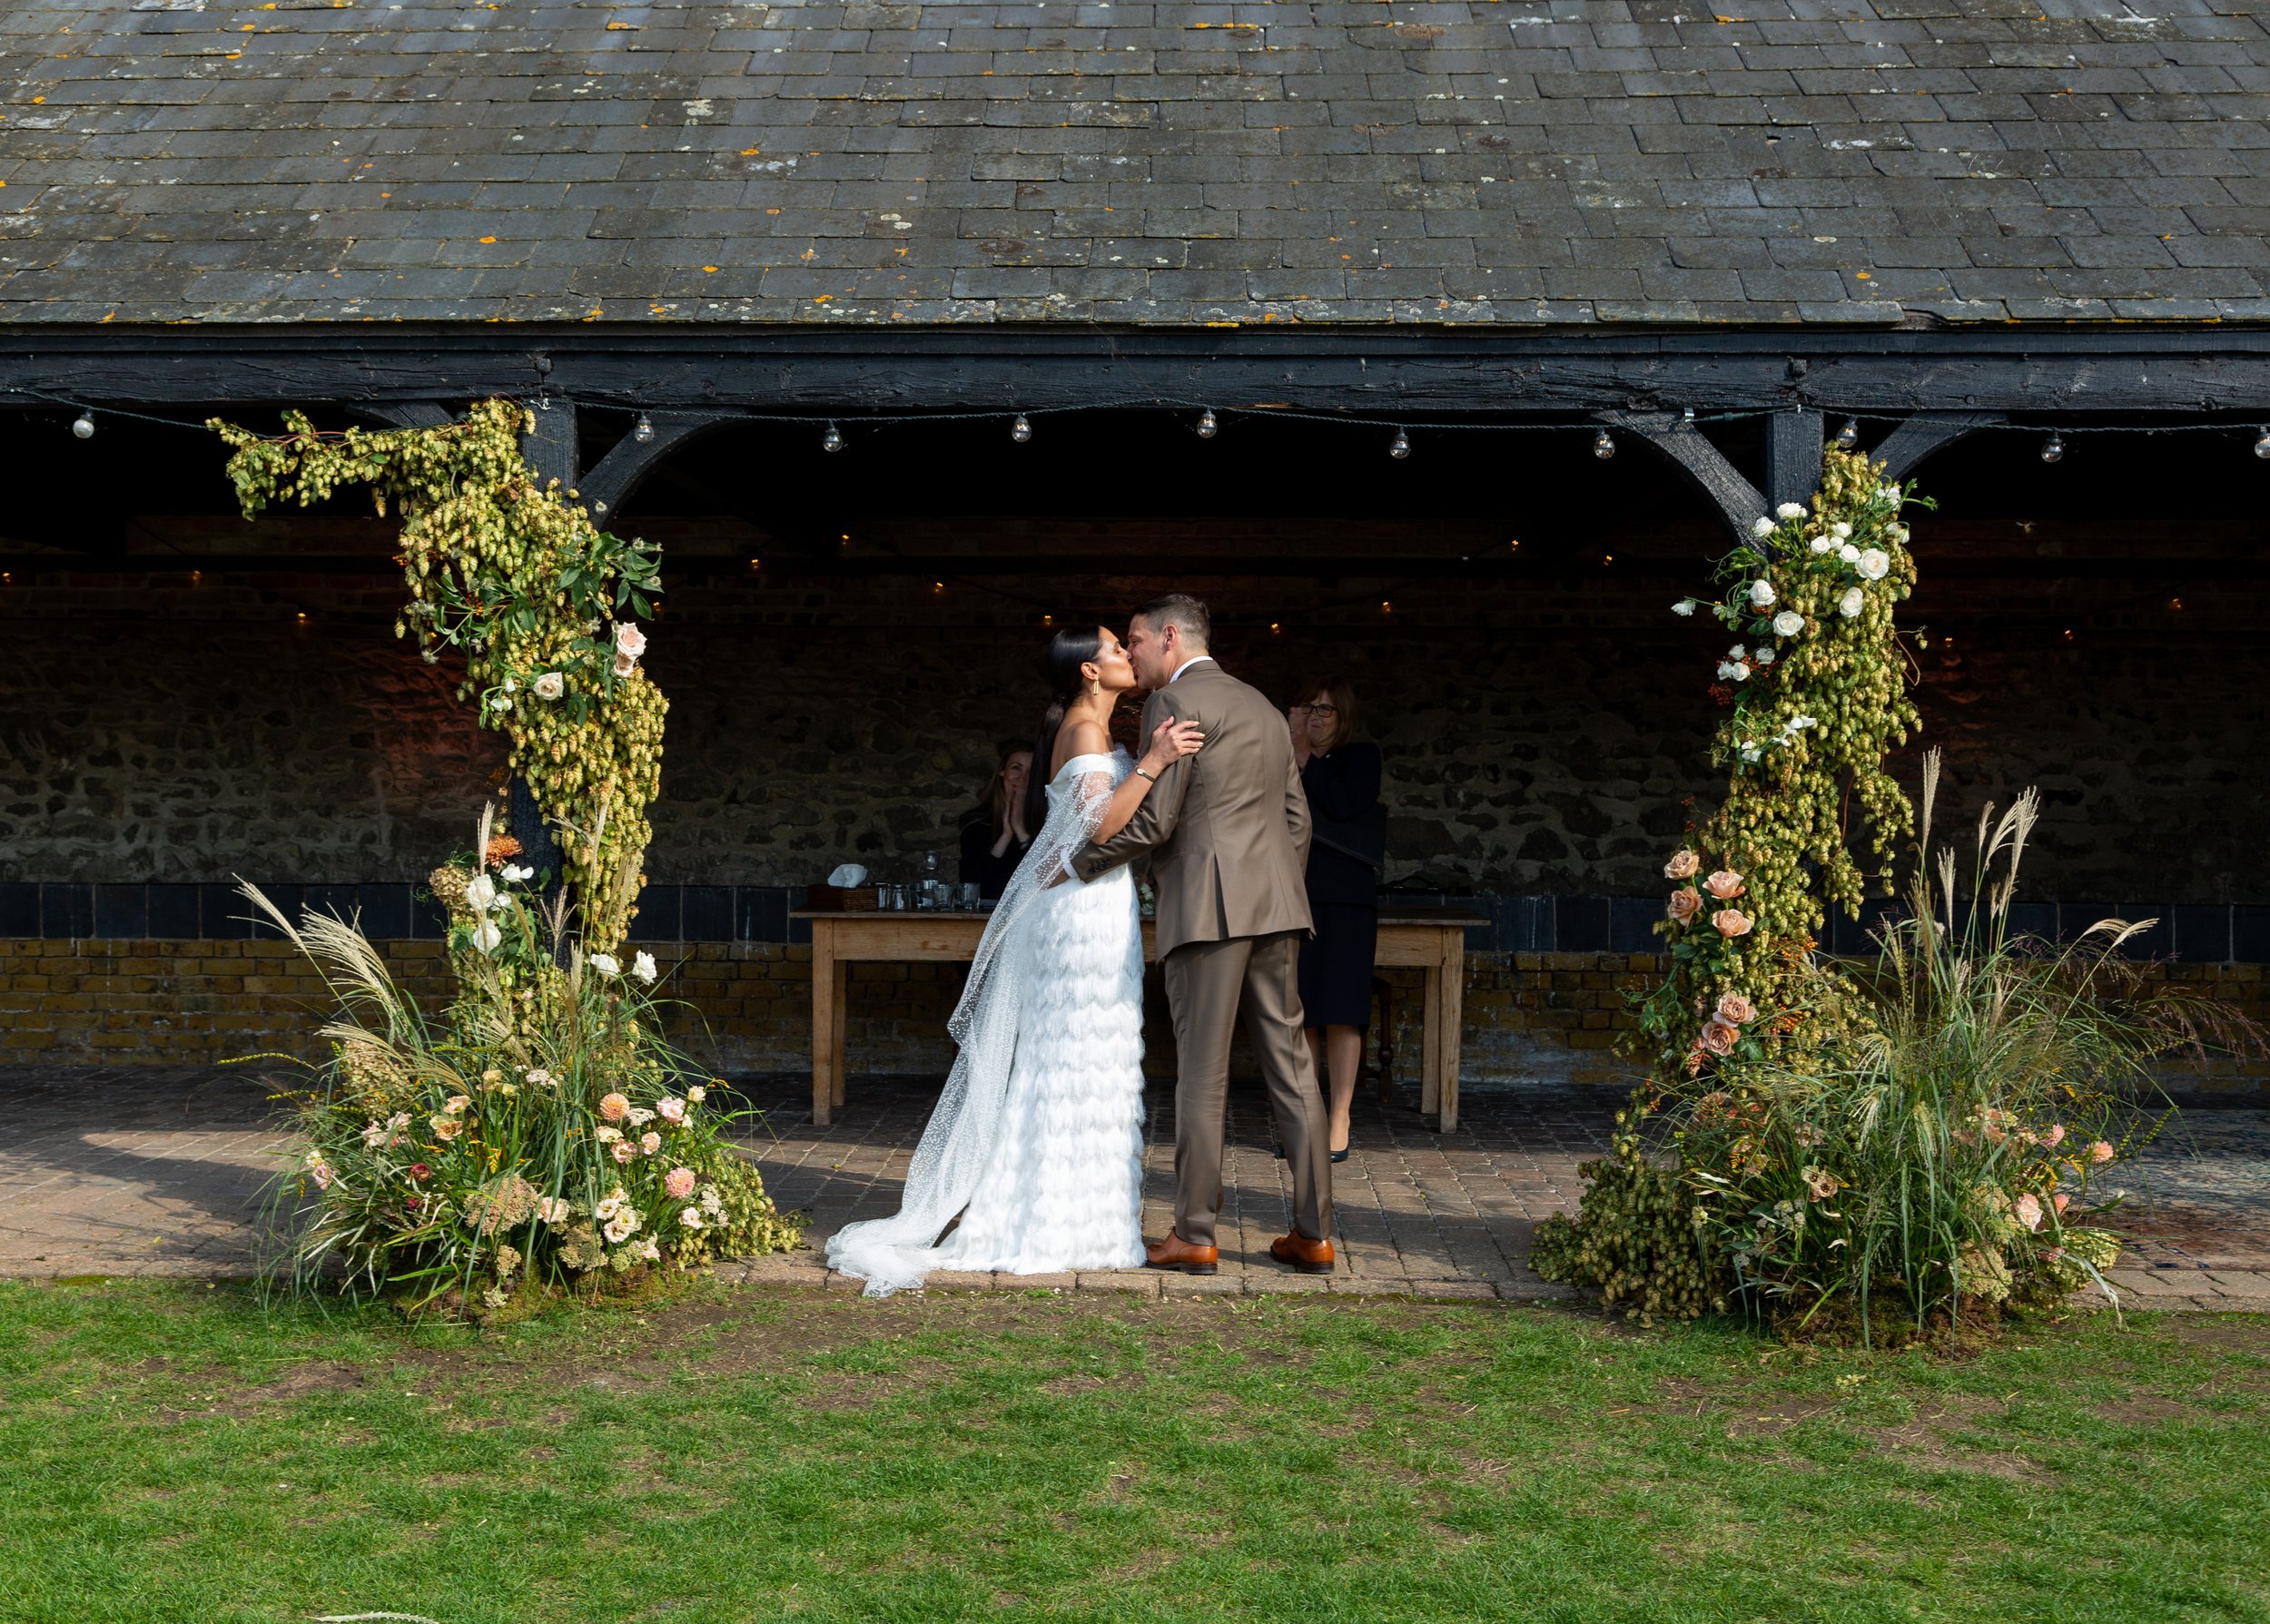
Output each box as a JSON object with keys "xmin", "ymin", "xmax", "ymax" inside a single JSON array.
[
  {"xmin": 71, "ymin": 411, "xmax": 94, "ymax": 440},
  {"xmin": 1196, "ymin": 408, "xmax": 1218, "ymax": 439},
  {"xmin": 1388, "ymin": 428, "xmax": 1411, "ymax": 459},
  {"xmin": 822, "ymin": 422, "xmax": 844, "ymax": 453},
  {"xmin": 2040, "ymin": 433, "xmax": 2065, "ymax": 464},
  {"xmin": 1682, "ymin": 406, "xmax": 1696, "ymax": 425},
  {"xmin": 1836, "ymin": 418, "xmax": 1860, "ymax": 448},
  {"xmin": 2254, "ymin": 427, "xmax": 2270, "ymax": 459},
  {"xmin": 633, "ymin": 413, "xmax": 655, "ymax": 445},
  {"xmin": 1593, "ymin": 428, "xmax": 1614, "ymax": 460},
  {"xmin": 1011, "ymin": 414, "xmax": 1032, "ymax": 443}
]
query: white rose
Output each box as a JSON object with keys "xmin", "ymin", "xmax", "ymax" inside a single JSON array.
[
  {"xmin": 633, "ymin": 950, "xmax": 658, "ymax": 985},
  {"xmin": 1772, "ymin": 609, "xmax": 1805, "ymax": 638},
  {"xmin": 1672, "ymin": 599, "xmax": 1696, "ymax": 617},
  {"xmin": 1775, "ymin": 502, "xmax": 1806, "ymax": 521},
  {"xmin": 1751, "ymin": 516, "xmax": 1775, "ymax": 538},
  {"xmin": 1731, "ymin": 661, "xmax": 1752, "ymax": 683},
  {"xmin": 680, "ymin": 1207, "xmax": 704, "ymax": 1228},
  {"xmin": 589, "ymin": 952, "xmax": 620, "ymax": 978},
  {"xmin": 1856, "ymin": 547, "xmax": 1890, "ymax": 581},
  {"xmin": 464, "ymin": 873, "xmax": 498, "ymax": 912},
  {"xmin": 686, "ymin": 1085, "xmax": 706, "ymax": 1104},
  {"xmin": 1839, "ymin": 586, "xmax": 1866, "ymax": 617},
  {"xmin": 1808, "ymin": 535, "xmax": 1836, "ymax": 554},
  {"xmin": 1838, "ymin": 543, "xmax": 1861, "ymax": 564},
  {"xmin": 1748, "ymin": 579, "xmax": 1775, "ymax": 607},
  {"xmin": 614, "ymin": 622, "xmax": 648, "ymax": 659},
  {"xmin": 533, "ymin": 672, "xmax": 566, "ymax": 701},
  {"xmin": 502, "ymin": 862, "xmax": 533, "ymax": 884},
  {"xmin": 1754, "ymin": 646, "xmax": 1775, "ymax": 664},
  {"xmin": 489, "ymin": 694, "xmax": 511, "ymax": 712},
  {"xmin": 470, "ymin": 919, "xmax": 502, "ymax": 954},
  {"xmin": 1831, "ymin": 522, "xmax": 1852, "ymax": 539}
]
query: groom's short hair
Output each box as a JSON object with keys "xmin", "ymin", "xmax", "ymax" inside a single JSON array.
[{"xmin": 1135, "ymin": 593, "xmax": 1210, "ymax": 650}]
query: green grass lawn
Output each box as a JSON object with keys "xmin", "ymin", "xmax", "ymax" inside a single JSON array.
[{"xmin": 4, "ymin": 1279, "xmax": 2265, "ymax": 1623}]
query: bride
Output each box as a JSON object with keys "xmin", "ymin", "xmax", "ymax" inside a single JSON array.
[{"xmin": 825, "ymin": 624, "xmax": 1204, "ymax": 1296}]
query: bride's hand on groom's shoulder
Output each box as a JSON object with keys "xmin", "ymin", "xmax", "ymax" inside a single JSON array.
[{"xmin": 1140, "ymin": 715, "xmax": 1205, "ymax": 776}]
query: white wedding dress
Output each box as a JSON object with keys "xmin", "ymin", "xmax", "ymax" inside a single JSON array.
[{"xmin": 826, "ymin": 750, "xmax": 1147, "ymax": 1296}]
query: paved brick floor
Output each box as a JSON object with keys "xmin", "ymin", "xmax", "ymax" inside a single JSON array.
[{"xmin": 2, "ymin": 1065, "xmax": 2265, "ymax": 1311}]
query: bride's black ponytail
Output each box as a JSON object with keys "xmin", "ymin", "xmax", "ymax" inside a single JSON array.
[{"xmin": 1028, "ymin": 624, "xmax": 1104, "ymax": 837}]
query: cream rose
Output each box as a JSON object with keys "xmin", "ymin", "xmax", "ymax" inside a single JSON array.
[
  {"xmin": 1666, "ymin": 888, "xmax": 1702, "ymax": 923},
  {"xmin": 1772, "ymin": 610, "xmax": 1805, "ymax": 638},
  {"xmin": 614, "ymin": 622, "xmax": 647, "ymax": 660},
  {"xmin": 1855, "ymin": 547, "xmax": 1890, "ymax": 581},
  {"xmin": 533, "ymin": 671, "xmax": 566, "ymax": 701},
  {"xmin": 1698, "ymin": 1019, "xmax": 1737, "ymax": 1057},
  {"xmin": 1714, "ymin": 991, "xmax": 1756, "ymax": 1024},
  {"xmin": 1703, "ymin": 870, "xmax": 1744, "ymax": 901},
  {"xmin": 1664, "ymin": 849, "xmax": 1700, "ymax": 881},
  {"xmin": 1838, "ymin": 586, "xmax": 1866, "ymax": 617},
  {"xmin": 1712, "ymin": 909, "xmax": 1754, "ymax": 938}
]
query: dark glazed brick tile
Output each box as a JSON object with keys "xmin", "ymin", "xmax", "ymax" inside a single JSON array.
[
  {"xmin": 94, "ymin": 885, "xmax": 148, "ymax": 940},
  {"xmin": 2173, "ymin": 904, "xmax": 2233, "ymax": 964},
  {"xmin": 2235, "ymin": 907, "xmax": 2270, "ymax": 966},
  {"xmin": 2058, "ymin": 902, "xmax": 2118, "ymax": 943},
  {"xmin": 199, "ymin": 883, "xmax": 252, "ymax": 941},
  {"xmin": 737, "ymin": 886, "xmax": 790, "ymax": 944},
  {"xmin": 303, "ymin": 883, "xmax": 360, "ymax": 925},
  {"xmin": 358, "ymin": 883, "xmax": 413, "ymax": 941},
  {"xmin": 2003, "ymin": 901, "xmax": 2058, "ymax": 945},
  {"xmin": 682, "ymin": 885, "xmax": 734, "ymax": 942},
  {"xmin": 2109, "ymin": 904, "xmax": 2171, "ymax": 960},
  {"xmin": 627, "ymin": 885, "xmax": 683, "ymax": 943},
  {"xmin": 147, "ymin": 884, "xmax": 201, "ymax": 940},
  {"xmin": 246, "ymin": 885, "xmax": 303, "ymax": 940},
  {"xmin": 45, "ymin": 884, "xmax": 93, "ymax": 940},
  {"xmin": 0, "ymin": 882, "xmax": 38, "ymax": 937},
  {"xmin": 1555, "ymin": 895, "xmax": 1610, "ymax": 953},
  {"xmin": 1609, "ymin": 896, "xmax": 1661, "ymax": 954},
  {"xmin": 411, "ymin": 888, "xmax": 452, "ymax": 941}
]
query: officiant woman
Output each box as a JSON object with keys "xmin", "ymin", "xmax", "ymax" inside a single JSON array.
[
  {"xmin": 958, "ymin": 742, "xmax": 1033, "ymax": 901},
  {"xmin": 1289, "ymin": 675, "xmax": 1384, "ymax": 1162}
]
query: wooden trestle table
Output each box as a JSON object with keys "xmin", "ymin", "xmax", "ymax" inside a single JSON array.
[{"xmin": 794, "ymin": 906, "xmax": 1488, "ymax": 1132}]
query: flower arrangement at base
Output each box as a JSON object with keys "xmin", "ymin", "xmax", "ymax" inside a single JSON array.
[{"xmin": 257, "ymin": 807, "xmax": 802, "ymax": 1319}]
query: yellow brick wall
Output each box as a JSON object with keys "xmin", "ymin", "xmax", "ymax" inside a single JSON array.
[{"xmin": 3, "ymin": 940, "xmax": 2262, "ymax": 1094}]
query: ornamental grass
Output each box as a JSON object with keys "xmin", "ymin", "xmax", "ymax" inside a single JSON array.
[{"xmin": 249, "ymin": 807, "xmax": 802, "ymax": 1322}]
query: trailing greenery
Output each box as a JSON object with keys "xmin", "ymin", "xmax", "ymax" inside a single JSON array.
[
  {"xmin": 254, "ymin": 807, "xmax": 802, "ymax": 1320},
  {"xmin": 212, "ymin": 399, "xmax": 666, "ymax": 950}
]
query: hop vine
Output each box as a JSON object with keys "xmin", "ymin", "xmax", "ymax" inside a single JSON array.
[
  {"xmin": 1641, "ymin": 445, "xmax": 1927, "ymax": 1084},
  {"xmin": 210, "ymin": 399, "xmax": 666, "ymax": 951}
]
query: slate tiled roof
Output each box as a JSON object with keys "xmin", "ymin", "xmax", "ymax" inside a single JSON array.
[{"xmin": 2, "ymin": 0, "xmax": 2265, "ymax": 326}]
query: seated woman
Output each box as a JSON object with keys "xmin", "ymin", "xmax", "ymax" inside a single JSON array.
[
  {"xmin": 959, "ymin": 741, "xmax": 1034, "ymax": 901},
  {"xmin": 1289, "ymin": 674, "xmax": 1384, "ymax": 1162}
]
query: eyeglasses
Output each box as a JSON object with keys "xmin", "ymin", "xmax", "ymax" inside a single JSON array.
[{"xmin": 1296, "ymin": 703, "xmax": 1338, "ymax": 717}]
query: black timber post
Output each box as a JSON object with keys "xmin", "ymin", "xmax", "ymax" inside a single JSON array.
[
  {"xmin": 509, "ymin": 397, "xmax": 577, "ymax": 889},
  {"xmin": 1764, "ymin": 408, "xmax": 1825, "ymax": 512}
]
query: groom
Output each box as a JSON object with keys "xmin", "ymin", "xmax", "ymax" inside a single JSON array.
[{"xmin": 1073, "ymin": 594, "xmax": 1334, "ymax": 1275}]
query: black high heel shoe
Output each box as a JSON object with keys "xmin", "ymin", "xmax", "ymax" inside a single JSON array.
[{"xmin": 1330, "ymin": 1147, "xmax": 1350, "ymax": 1164}]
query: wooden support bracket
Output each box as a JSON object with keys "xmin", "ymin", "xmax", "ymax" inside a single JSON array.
[
  {"xmin": 1871, "ymin": 413, "xmax": 2003, "ymax": 481},
  {"xmin": 578, "ymin": 416, "xmax": 715, "ymax": 518},
  {"xmin": 1601, "ymin": 408, "xmax": 1768, "ymax": 547}
]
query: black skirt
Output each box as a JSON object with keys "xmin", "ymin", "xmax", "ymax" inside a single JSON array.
[{"xmin": 1299, "ymin": 901, "xmax": 1379, "ymax": 1029}]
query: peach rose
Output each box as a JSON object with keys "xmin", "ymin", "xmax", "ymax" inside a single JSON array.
[
  {"xmin": 1712, "ymin": 909, "xmax": 1754, "ymax": 939},
  {"xmin": 1704, "ymin": 870, "xmax": 1745, "ymax": 901},
  {"xmin": 1666, "ymin": 888, "xmax": 1701, "ymax": 923},
  {"xmin": 2013, "ymin": 1193, "xmax": 2043, "ymax": 1233},
  {"xmin": 1663, "ymin": 849, "xmax": 1700, "ymax": 881},
  {"xmin": 665, "ymin": 1166, "xmax": 696, "ymax": 1200},
  {"xmin": 598, "ymin": 1092, "xmax": 629, "ymax": 1123},
  {"xmin": 1714, "ymin": 991, "xmax": 1756, "ymax": 1025},
  {"xmin": 1698, "ymin": 1019, "xmax": 1738, "ymax": 1057}
]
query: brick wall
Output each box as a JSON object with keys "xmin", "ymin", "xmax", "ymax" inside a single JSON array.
[{"xmin": 8, "ymin": 938, "xmax": 2261, "ymax": 1096}]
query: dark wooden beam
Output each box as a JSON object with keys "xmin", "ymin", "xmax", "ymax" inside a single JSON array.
[
  {"xmin": 356, "ymin": 401, "xmax": 454, "ymax": 430},
  {"xmin": 1602, "ymin": 409, "xmax": 1766, "ymax": 548},
  {"xmin": 1764, "ymin": 408, "xmax": 1824, "ymax": 510},
  {"xmin": 5, "ymin": 327, "xmax": 2270, "ymax": 417},
  {"xmin": 519, "ymin": 398, "xmax": 577, "ymax": 488},
  {"xmin": 580, "ymin": 416, "xmax": 716, "ymax": 518},
  {"xmin": 1871, "ymin": 413, "xmax": 2003, "ymax": 480}
]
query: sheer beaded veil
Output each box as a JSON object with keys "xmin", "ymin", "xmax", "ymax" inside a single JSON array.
[{"xmin": 824, "ymin": 748, "xmax": 1130, "ymax": 1297}]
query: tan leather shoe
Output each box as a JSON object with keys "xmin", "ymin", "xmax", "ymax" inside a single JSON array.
[
  {"xmin": 1143, "ymin": 1232, "xmax": 1219, "ymax": 1275},
  {"xmin": 1269, "ymin": 1232, "xmax": 1336, "ymax": 1274}
]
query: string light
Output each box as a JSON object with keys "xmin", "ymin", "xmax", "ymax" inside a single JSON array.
[
  {"xmin": 821, "ymin": 421, "xmax": 844, "ymax": 453},
  {"xmin": 2169, "ymin": 596, "xmax": 2184, "ymax": 610},
  {"xmin": 2040, "ymin": 433, "xmax": 2065, "ymax": 464},
  {"xmin": 2256, "ymin": 427, "xmax": 2270, "ymax": 459},
  {"xmin": 1594, "ymin": 428, "xmax": 1614, "ymax": 459},
  {"xmin": 71, "ymin": 411, "xmax": 94, "ymax": 440},
  {"xmin": 1196, "ymin": 408, "xmax": 1218, "ymax": 439},
  {"xmin": 1836, "ymin": 418, "xmax": 1860, "ymax": 448},
  {"xmin": 1269, "ymin": 621, "xmax": 1281, "ymax": 635},
  {"xmin": 748, "ymin": 556, "xmax": 762, "ymax": 571},
  {"xmin": 633, "ymin": 413, "xmax": 655, "ymax": 445},
  {"xmin": 1601, "ymin": 554, "xmax": 1614, "ymax": 567},
  {"xmin": 1379, "ymin": 600, "xmax": 1393, "ymax": 615},
  {"xmin": 1682, "ymin": 406, "xmax": 1696, "ymax": 425},
  {"xmin": 1011, "ymin": 414, "xmax": 1032, "ymax": 443},
  {"xmin": 1388, "ymin": 428, "xmax": 1410, "ymax": 459}
]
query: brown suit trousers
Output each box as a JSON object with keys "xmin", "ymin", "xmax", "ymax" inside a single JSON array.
[{"xmin": 1163, "ymin": 930, "xmax": 1333, "ymax": 1248}]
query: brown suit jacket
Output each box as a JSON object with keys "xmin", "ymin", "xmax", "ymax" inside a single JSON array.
[{"xmin": 1071, "ymin": 660, "xmax": 1314, "ymax": 957}]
